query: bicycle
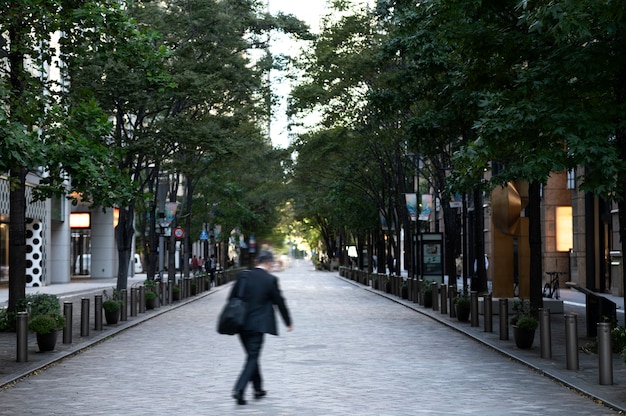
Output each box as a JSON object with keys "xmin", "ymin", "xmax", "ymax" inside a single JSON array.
[{"xmin": 542, "ymin": 271, "xmax": 566, "ymax": 299}]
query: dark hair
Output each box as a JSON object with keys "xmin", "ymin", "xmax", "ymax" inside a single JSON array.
[{"xmin": 257, "ymin": 250, "xmax": 274, "ymax": 264}]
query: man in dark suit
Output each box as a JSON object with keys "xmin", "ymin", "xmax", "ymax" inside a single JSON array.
[{"xmin": 230, "ymin": 250, "xmax": 293, "ymax": 405}]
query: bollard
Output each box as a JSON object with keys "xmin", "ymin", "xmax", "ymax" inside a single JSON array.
[
  {"xmin": 449, "ymin": 285, "xmax": 456, "ymax": 318},
  {"xmin": 130, "ymin": 288, "xmax": 137, "ymax": 317},
  {"xmin": 139, "ymin": 286, "xmax": 146, "ymax": 313},
  {"xmin": 80, "ymin": 298, "xmax": 90, "ymax": 337},
  {"xmin": 499, "ymin": 299, "xmax": 509, "ymax": 340},
  {"xmin": 598, "ymin": 322, "xmax": 613, "ymax": 385},
  {"xmin": 470, "ymin": 291, "xmax": 479, "ymax": 327},
  {"xmin": 417, "ymin": 280, "xmax": 423, "ymax": 305},
  {"xmin": 63, "ymin": 302, "xmax": 73, "ymax": 344},
  {"xmin": 440, "ymin": 284, "xmax": 447, "ymax": 314},
  {"xmin": 16, "ymin": 312, "xmax": 28, "ymax": 363},
  {"xmin": 484, "ymin": 294, "xmax": 492, "ymax": 332},
  {"xmin": 431, "ymin": 282, "xmax": 439, "ymax": 311},
  {"xmin": 94, "ymin": 294, "xmax": 103, "ymax": 331},
  {"xmin": 565, "ymin": 313, "xmax": 579, "ymax": 370},
  {"xmin": 121, "ymin": 289, "xmax": 128, "ymax": 321},
  {"xmin": 168, "ymin": 280, "xmax": 174, "ymax": 306},
  {"xmin": 539, "ymin": 308, "xmax": 551, "ymax": 359},
  {"xmin": 159, "ymin": 282, "xmax": 168, "ymax": 305}
]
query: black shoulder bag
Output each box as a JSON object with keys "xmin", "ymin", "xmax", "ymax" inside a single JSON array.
[{"xmin": 217, "ymin": 274, "xmax": 247, "ymax": 335}]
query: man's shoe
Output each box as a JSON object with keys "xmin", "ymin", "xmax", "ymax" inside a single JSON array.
[
  {"xmin": 232, "ymin": 391, "xmax": 247, "ymax": 405},
  {"xmin": 254, "ymin": 390, "xmax": 267, "ymax": 399}
]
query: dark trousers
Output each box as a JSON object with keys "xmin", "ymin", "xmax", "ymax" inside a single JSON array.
[{"xmin": 234, "ymin": 331, "xmax": 264, "ymax": 393}]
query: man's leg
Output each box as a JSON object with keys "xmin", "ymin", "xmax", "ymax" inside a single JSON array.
[{"xmin": 234, "ymin": 332, "xmax": 264, "ymax": 394}]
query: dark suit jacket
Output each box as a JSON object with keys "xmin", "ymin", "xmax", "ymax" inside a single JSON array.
[{"xmin": 229, "ymin": 267, "xmax": 291, "ymax": 336}]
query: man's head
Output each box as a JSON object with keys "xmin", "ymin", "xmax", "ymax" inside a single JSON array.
[{"xmin": 257, "ymin": 250, "xmax": 274, "ymax": 265}]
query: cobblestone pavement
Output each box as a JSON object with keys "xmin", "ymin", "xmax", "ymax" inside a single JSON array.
[{"xmin": 0, "ymin": 261, "xmax": 622, "ymax": 415}]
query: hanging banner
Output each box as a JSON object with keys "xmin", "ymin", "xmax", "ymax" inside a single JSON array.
[
  {"xmin": 419, "ymin": 194, "xmax": 432, "ymax": 221},
  {"xmin": 405, "ymin": 193, "xmax": 418, "ymax": 221},
  {"xmin": 163, "ymin": 202, "xmax": 179, "ymax": 227}
]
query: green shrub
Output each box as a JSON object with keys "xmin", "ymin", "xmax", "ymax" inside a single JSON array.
[{"xmin": 28, "ymin": 313, "xmax": 65, "ymax": 334}]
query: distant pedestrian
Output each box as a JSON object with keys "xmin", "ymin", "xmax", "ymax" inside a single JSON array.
[
  {"xmin": 230, "ymin": 250, "xmax": 293, "ymax": 405},
  {"xmin": 191, "ymin": 255, "xmax": 199, "ymax": 275},
  {"xmin": 208, "ymin": 254, "xmax": 217, "ymax": 287}
]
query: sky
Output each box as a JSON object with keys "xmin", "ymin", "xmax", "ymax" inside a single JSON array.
[{"xmin": 266, "ymin": 1, "xmax": 328, "ymax": 148}]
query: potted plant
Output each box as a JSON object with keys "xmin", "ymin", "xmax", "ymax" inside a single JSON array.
[
  {"xmin": 510, "ymin": 299, "xmax": 538, "ymax": 349},
  {"xmin": 144, "ymin": 279, "xmax": 158, "ymax": 309},
  {"xmin": 454, "ymin": 295, "xmax": 471, "ymax": 322},
  {"xmin": 422, "ymin": 279, "xmax": 433, "ymax": 308},
  {"xmin": 29, "ymin": 313, "xmax": 66, "ymax": 352},
  {"xmin": 102, "ymin": 289, "xmax": 123, "ymax": 325},
  {"xmin": 172, "ymin": 285, "xmax": 181, "ymax": 301},
  {"xmin": 145, "ymin": 290, "xmax": 157, "ymax": 309},
  {"xmin": 401, "ymin": 282, "xmax": 408, "ymax": 299}
]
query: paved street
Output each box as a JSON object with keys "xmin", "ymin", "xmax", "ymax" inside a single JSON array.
[{"xmin": 0, "ymin": 260, "xmax": 619, "ymax": 415}]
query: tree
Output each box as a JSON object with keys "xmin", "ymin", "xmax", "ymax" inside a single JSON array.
[{"xmin": 0, "ymin": 1, "xmax": 135, "ymax": 312}]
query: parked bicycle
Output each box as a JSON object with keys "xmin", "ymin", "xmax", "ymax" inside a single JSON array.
[{"xmin": 542, "ymin": 271, "xmax": 567, "ymax": 299}]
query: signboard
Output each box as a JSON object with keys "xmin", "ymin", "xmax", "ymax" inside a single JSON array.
[
  {"xmin": 419, "ymin": 232, "xmax": 444, "ymax": 283},
  {"xmin": 199, "ymin": 230, "xmax": 209, "ymax": 241},
  {"xmin": 174, "ymin": 227, "xmax": 184, "ymax": 239}
]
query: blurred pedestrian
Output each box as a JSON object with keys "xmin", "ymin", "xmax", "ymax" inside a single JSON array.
[{"xmin": 230, "ymin": 250, "xmax": 293, "ymax": 405}]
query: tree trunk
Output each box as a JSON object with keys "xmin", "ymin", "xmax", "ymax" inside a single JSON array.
[
  {"xmin": 528, "ymin": 180, "xmax": 543, "ymax": 310},
  {"xmin": 8, "ymin": 167, "xmax": 27, "ymax": 312},
  {"xmin": 472, "ymin": 187, "xmax": 488, "ymax": 293},
  {"xmin": 115, "ymin": 206, "xmax": 135, "ymax": 291}
]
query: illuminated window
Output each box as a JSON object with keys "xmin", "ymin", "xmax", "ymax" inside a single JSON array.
[
  {"xmin": 70, "ymin": 212, "xmax": 91, "ymax": 228},
  {"xmin": 556, "ymin": 206, "xmax": 573, "ymax": 252}
]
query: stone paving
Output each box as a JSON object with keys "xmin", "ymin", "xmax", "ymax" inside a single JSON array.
[{"xmin": 0, "ymin": 261, "xmax": 623, "ymax": 415}]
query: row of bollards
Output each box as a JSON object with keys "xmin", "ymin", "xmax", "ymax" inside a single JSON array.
[
  {"xmin": 390, "ymin": 278, "xmax": 615, "ymax": 387},
  {"xmin": 14, "ymin": 270, "xmax": 239, "ymax": 364}
]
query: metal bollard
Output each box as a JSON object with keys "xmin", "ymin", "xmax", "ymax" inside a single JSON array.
[
  {"xmin": 81, "ymin": 298, "xmax": 90, "ymax": 337},
  {"xmin": 16, "ymin": 312, "xmax": 28, "ymax": 363},
  {"xmin": 94, "ymin": 295, "xmax": 103, "ymax": 331},
  {"xmin": 565, "ymin": 313, "xmax": 579, "ymax": 370},
  {"xmin": 449, "ymin": 285, "xmax": 456, "ymax": 318},
  {"xmin": 484, "ymin": 294, "xmax": 492, "ymax": 332},
  {"xmin": 63, "ymin": 302, "xmax": 73, "ymax": 344},
  {"xmin": 161, "ymin": 281, "xmax": 168, "ymax": 306},
  {"xmin": 470, "ymin": 291, "xmax": 479, "ymax": 327},
  {"xmin": 139, "ymin": 286, "xmax": 146, "ymax": 313},
  {"xmin": 130, "ymin": 288, "xmax": 137, "ymax": 317},
  {"xmin": 431, "ymin": 282, "xmax": 439, "ymax": 311},
  {"xmin": 598, "ymin": 322, "xmax": 613, "ymax": 385},
  {"xmin": 440, "ymin": 284, "xmax": 447, "ymax": 314},
  {"xmin": 539, "ymin": 308, "xmax": 551, "ymax": 359},
  {"xmin": 168, "ymin": 280, "xmax": 174, "ymax": 305},
  {"xmin": 121, "ymin": 289, "xmax": 128, "ymax": 321},
  {"xmin": 499, "ymin": 299, "xmax": 509, "ymax": 340},
  {"xmin": 417, "ymin": 280, "xmax": 423, "ymax": 305}
]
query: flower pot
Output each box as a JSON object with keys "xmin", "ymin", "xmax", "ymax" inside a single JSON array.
[
  {"xmin": 513, "ymin": 325, "xmax": 536, "ymax": 349},
  {"xmin": 105, "ymin": 309, "xmax": 120, "ymax": 325},
  {"xmin": 145, "ymin": 296, "xmax": 157, "ymax": 310},
  {"xmin": 455, "ymin": 304, "xmax": 470, "ymax": 322},
  {"xmin": 36, "ymin": 330, "xmax": 58, "ymax": 352},
  {"xmin": 423, "ymin": 292, "xmax": 433, "ymax": 308}
]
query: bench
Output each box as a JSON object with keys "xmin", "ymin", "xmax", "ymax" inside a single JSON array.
[{"xmin": 566, "ymin": 282, "xmax": 617, "ymax": 337}]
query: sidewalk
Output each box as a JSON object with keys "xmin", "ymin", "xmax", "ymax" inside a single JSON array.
[
  {"xmin": 0, "ymin": 273, "xmax": 199, "ymax": 389},
  {"xmin": 355, "ymin": 278, "xmax": 626, "ymax": 413}
]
